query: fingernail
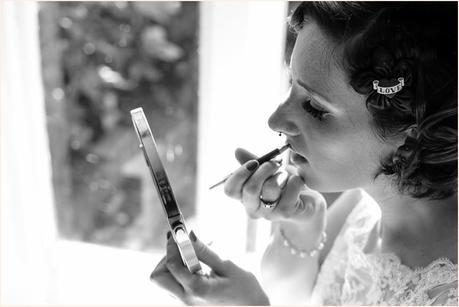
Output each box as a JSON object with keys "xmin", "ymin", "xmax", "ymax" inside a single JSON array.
[
  {"xmin": 190, "ymin": 230, "xmax": 197, "ymax": 242},
  {"xmin": 246, "ymin": 160, "xmax": 259, "ymax": 171},
  {"xmin": 166, "ymin": 231, "xmax": 171, "ymax": 239}
]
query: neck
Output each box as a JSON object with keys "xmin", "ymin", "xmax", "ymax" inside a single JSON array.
[{"xmin": 365, "ymin": 182, "xmax": 457, "ymax": 241}]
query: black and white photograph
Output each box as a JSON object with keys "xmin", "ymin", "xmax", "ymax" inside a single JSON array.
[{"xmin": 1, "ymin": 1, "xmax": 458, "ymax": 305}]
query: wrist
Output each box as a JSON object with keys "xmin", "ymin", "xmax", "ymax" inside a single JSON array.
[
  {"xmin": 276, "ymin": 220, "xmax": 323, "ymax": 242},
  {"xmin": 274, "ymin": 222, "xmax": 326, "ymax": 257},
  {"xmin": 279, "ymin": 227, "xmax": 326, "ymax": 258}
]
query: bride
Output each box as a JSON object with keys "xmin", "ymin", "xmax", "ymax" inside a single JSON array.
[{"xmin": 151, "ymin": 2, "xmax": 458, "ymax": 305}]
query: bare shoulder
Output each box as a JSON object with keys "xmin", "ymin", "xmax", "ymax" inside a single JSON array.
[{"xmin": 318, "ymin": 189, "xmax": 365, "ymax": 266}]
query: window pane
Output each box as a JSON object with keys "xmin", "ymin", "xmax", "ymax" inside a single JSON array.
[{"xmin": 38, "ymin": 1, "xmax": 199, "ymax": 251}]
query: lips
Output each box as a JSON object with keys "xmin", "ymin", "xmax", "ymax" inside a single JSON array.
[{"xmin": 287, "ymin": 142, "xmax": 308, "ymax": 165}]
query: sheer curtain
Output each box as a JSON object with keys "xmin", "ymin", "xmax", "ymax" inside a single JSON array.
[
  {"xmin": 1, "ymin": 1, "xmax": 56, "ymax": 303},
  {"xmin": 196, "ymin": 0, "xmax": 287, "ymax": 263}
]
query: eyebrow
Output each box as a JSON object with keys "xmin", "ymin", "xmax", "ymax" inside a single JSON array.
[{"xmin": 287, "ymin": 67, "xmax": 332, "ymax": 103}]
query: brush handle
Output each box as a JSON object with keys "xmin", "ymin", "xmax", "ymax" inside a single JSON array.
[
  {"xmin": 208, "ymin": 173, "xmax": 232, "ymax": 190},
  {"xmin": 257, "ymin": 148, "xmax": 281, "ymax": 164},
  {"xmin": 209, "ymin": 144, "xmax": 290, "ymax": 190}
]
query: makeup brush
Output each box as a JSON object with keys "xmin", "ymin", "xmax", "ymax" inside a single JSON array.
[{"xmin": 209, "ymin": 143, "xmax": 291, "ymax": 190}]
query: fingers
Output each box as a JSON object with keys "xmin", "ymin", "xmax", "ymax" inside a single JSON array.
[
  {"xmin": 190, "ymin": 231, "xmax": 232, "ymax": 276},
  {"xmin": 165, "ymin": 235, "xmax": 200, "ymax": 289},
  {"xmin": 259, "ymin": 170, "xmax": 288, "ymax": 202},
  {"xmin": 224, "ymin": 159, "xmax": 260, "ymax": 199},
  {"xmin": 159, "ymin": 232, "xmax": 268, "ymax": 305},
  {"xmin": 226, "ymin": 148, "xmax": 314, "ymax": 224},
  {"xmin": 235, "ymin": 148, "xmax": 258, "ymax": 164},
  {"xmin": 164, "ymin": 233, "xmax": 234, "ymax": 301},
  {"xmin": 241, "ymin": 161, "xmax": 282, "ymax": 218},
  {"xmin": 150, "ymin": 255, "xmax": 186, "ymax": 300},
  {"xmin": 272, "ymin": 174, "xmax": 306, "ymax": 220},
  {"xmin": 151, "ymin": 255, "xmax": 168, "ymax": 277},
  {"xmin": 225, "ymin": 147, "xmax": 280, "ymax": 201},
  {"xmin": 297, "ymin": 190, "xmax": 327, "ymax": 221}
]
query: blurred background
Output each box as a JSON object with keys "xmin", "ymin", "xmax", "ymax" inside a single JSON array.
[
  {"xmin": 1, "ymin": 1, "xmax": 299, "ymax": 305},
  {"xmin": 40, "ymin": 1, "xmax": 200, "ymax": 251}
]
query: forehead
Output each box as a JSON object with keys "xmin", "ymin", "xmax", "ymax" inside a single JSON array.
[{"xmin": 290, "ymin": 22, "xmax": 344, "ymax": 98}]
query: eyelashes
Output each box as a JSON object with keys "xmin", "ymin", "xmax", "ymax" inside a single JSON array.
[
  {"xmin": 302, "ymin": 99, "xmax": 328, "ymax": 121},
  {"xmin": 287, "ymin": 80, "xmax": 329, "ymax": 121}
]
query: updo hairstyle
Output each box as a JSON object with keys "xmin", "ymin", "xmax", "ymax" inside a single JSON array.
[{"xmin": 290, "ymin": 2, "xmax": 457, "ymax": 200}]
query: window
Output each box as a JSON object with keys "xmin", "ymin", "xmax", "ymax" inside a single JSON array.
[
  {"xmin": 39, "ymin": 2, "xmax": 199, "ymax": 251},
  {"xmin": 2, "ymin": 1, "xmax": 288, "ymax": 304}
]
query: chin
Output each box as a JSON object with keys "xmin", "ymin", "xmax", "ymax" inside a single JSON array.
[
  {"xmin": 287, "ymin": 152, "xmax": 359, "ymax": 192},
  {"xmin": 299, "ymin": 173, "xmax": 324, "ymax": 191},
  {"xmin": 294, "ymin": 166, "xmax": 352, "ymax": 193}
]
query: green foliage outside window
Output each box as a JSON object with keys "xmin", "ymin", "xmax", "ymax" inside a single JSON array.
[{"xmin": 39, "ymin": 1, "xmax": 199, "ymax": 251}]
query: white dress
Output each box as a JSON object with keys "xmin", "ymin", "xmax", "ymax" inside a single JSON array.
[{"xmin": 310, "ymin": 189, "xmax": 458, "ymax": 305}]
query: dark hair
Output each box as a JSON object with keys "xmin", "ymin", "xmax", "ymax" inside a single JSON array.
[{"xmin": 290, "ymin": 2, "xmax": 457, "ymax": 199}]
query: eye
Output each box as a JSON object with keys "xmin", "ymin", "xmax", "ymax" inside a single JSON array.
[{"xmin": 302, "ymin": 99, "xmax": 328, "ymax": 121}]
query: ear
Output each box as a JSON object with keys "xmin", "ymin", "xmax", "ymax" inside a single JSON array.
[
  {"xmin": 392, "ymin": 124, "xmax": 418, "ymax": 165},
  {"xmin": 394, "ymin": 124, "xmax": 417, "ymax": 147},
  {"xmin": 404, "ymin": 124, "xmax": 417, "ymax": 138}
]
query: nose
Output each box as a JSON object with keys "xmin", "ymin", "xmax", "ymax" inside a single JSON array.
[{"xmin": 268, "ymin": 101, "xmax": 300, "ymax": 136}]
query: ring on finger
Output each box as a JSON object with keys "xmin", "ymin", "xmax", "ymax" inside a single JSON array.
[{"xmin": 259, "ymin": 194, "xmax": 280, "ymax": 209}]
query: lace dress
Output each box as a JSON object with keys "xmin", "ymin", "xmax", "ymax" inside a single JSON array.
[{"xmin": 310, "ymin": 189, "xmax": 458, "ymax": 305}]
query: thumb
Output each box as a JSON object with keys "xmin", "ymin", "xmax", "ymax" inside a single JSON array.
[
  {"xmin": 298, "ymin": 191, "xmax": 327, "ymax": 222},
  {"xmin": 190, "ymin": 231, "xmax": 229, "ymax": 276},
  {"xmin": 235, "ymin": 148, "xmax": 258, "ymax": 165}
]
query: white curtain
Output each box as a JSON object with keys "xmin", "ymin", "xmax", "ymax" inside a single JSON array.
[
  {"xmin": 0, "ymin": 1, "xmax": 57, "ymax": 304},
  {"xmin": 196, "ymin": 1, "xmax": 288, "ymax": 257}
]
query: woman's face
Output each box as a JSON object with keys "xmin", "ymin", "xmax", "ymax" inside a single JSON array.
[{"xmin": 268, "ymin": 21, "xmax": 395, "ymax": 193}]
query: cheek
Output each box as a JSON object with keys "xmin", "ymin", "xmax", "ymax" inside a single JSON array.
[
  {"xmin": 314, "ymin": 133, "xmax": 376, "ymax": 173},
  {"xmin": 304, "ymin": 121, "xmax": 387, "ymax": 190}
]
